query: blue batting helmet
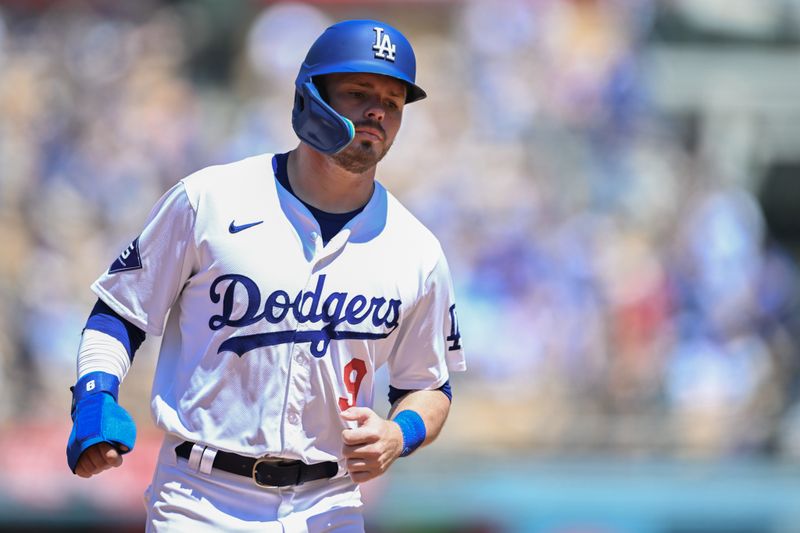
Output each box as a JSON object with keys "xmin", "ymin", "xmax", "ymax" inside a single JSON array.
[{"xmin": 292, "ymin": 19, "xmax": 427, "ymax": 154}]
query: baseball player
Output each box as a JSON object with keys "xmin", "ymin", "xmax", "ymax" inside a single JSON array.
[{"xmin": 65, "ymin": 18, "xmax": 465, "ymax": 532}]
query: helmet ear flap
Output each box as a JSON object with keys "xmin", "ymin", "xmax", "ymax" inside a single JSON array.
[{"xmin": 291, "ymin": 81, "xmax": 355, "ymax": 155}]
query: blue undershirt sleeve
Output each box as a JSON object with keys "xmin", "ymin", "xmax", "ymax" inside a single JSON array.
[
  {"xmin": 388, "ymin": 379, "xmax": 452, "ymax": 405},
  {"xmin": 84, "ymin": 299, "xmax": 146, "ymax": 360}
]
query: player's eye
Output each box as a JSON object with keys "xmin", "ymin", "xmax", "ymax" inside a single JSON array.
[
  {"xmin": 348, "ymin": 91, "xmax": 365, "ymax": 99},
  {"xmin": 385, "ymin": 100, "xmax": 400, "ymax": 111}
]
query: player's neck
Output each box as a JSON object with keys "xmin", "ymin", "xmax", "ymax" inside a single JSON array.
[{"xmin": 287, "ymin": 145, "xmax": 375, "ymax": 214}]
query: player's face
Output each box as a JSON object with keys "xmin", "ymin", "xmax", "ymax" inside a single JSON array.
[{"xmin": 322, "ymin": 73, "xmax": 406, "ymax": 174}]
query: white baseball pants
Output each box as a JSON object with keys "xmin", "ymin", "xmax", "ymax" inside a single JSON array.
[{"xmin": 144, "ymin": 434, "xmax": 364, "ymax": 533}]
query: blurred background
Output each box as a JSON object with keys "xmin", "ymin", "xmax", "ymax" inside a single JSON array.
[{"xmin": 1, "ymin": 0, "xmax": 800, "ymax": 531}]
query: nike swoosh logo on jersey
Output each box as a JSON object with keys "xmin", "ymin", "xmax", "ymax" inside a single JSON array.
[{"xmin": 229, "ymin": 220, "xmax": 264, "ymax": 233}]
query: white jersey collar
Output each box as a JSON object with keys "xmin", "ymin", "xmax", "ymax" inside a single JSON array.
[{"xmin": 270, "ymin": 154, "xmax": 388, "ymax": 262}]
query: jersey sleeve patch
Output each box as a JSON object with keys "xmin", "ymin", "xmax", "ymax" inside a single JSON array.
[{"xmin": 108, "ymin": 237, "xmax": 142, "ymax": 274}]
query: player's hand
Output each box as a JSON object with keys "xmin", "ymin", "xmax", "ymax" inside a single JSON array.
[
  {"xmin": 341, "ymin": 407, "xmax": 403, "ymax": 483},
  {"xmin": 74, "ymin": 442, "xmax": 127, "ymax": 478}
]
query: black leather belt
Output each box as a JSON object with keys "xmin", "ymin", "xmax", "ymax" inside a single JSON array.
[{"xmin": 175, "ymin": 442, "xmax": 338, "ymax": 487}]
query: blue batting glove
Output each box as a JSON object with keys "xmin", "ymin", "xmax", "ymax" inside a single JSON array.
[{"xmin": 66, "ymin": 371, "xmax": 136, "ymax": 473}]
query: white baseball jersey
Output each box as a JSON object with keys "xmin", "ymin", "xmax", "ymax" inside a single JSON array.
[{"xmin": 91, "ymin": 153, "xmax": 466, "ymax": 471}]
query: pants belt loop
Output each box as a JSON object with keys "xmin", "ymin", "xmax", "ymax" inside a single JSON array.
[
  {"xmin": 188, "ymin": 443, "xmax": 205, "ymax": 472},
  {"xmin": 199, "ymin": 447, "xmax": 217, "ymax": 475}
]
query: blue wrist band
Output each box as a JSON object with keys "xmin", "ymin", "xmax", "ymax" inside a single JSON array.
[
  {"xmin": 72, "ymin": 371, "xmax": 120, "ymax": 412},
  {"xmin": 393, "ymin": 410, "xmax": 426, "ymax": 457}
]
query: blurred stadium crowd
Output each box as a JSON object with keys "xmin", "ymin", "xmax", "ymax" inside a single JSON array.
[{"xmin": 1, "ymin": 0, "xmax": 799, "ymax": 470}]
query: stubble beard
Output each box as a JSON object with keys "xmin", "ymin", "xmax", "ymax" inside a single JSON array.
[{"xmin": 330, "ymin": 139, "xmax": 392, "ymax": 175}]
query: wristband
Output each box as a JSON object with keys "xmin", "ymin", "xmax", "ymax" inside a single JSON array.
[
  {"xmin": 393, "ymin": 410, "xmax": 426, "ymax": 457},
  {"xmin": 71, "ymin": 371, "xmax": 120, "ymax": 415}
]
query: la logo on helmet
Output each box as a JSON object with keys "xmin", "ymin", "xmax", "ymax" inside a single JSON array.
[{"xmin": 372, "ymin": 27, "xmax": 396, "ymax": 61}]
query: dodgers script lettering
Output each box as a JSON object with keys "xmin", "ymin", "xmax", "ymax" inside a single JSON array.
[{"xmin": 208, "ymin": 274, "xmax": 401, "ymax": 357}]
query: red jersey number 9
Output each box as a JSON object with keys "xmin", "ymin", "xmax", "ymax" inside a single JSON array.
[{"xmin": 338, "ymin": 358, "xmax": 367, "ymax": 411}]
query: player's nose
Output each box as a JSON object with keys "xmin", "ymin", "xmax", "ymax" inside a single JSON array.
[{"xmin": 364, "ymin": 102, "xmax": 385, "ymax": 122}]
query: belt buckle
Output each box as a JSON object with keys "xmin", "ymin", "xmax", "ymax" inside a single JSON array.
[{"xmin": 251, "ymin": 456, "xmax": 283, "ymax": 487}]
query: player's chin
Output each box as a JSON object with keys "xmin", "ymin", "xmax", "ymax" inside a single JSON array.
[
  {"xmin": 331, "ymin": 142, "xmax": 388, "ymax": 174},
  {"xmin": 354, "ymin": 139, "xmax": 383, "ymax": 156}
]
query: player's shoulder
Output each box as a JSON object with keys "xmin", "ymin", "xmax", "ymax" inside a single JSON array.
[
  {"xmin": 381, "ymin": 185, "xmax": 444, "ymax": 260},
  {"xmin": 179, "ymin": 153, "xmax": 275, "ymax": 206}
]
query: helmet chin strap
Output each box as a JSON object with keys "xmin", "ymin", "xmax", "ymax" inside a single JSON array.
[{"xmin": 292, "ymin": 81, "xmax": 355, "ymax": 155}]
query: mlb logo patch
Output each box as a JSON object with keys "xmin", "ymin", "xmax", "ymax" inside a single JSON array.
[{"xmin": 109, "ymin": 237, "xmax": 142, "ymax": 273}]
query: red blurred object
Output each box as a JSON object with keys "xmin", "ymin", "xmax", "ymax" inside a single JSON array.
[{"xmin": 0, "ymin": 422, "xmax": 161, "ymax": 516}]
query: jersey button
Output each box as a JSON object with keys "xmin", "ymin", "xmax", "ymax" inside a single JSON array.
[
  {"xmin": 294, "ymin": 353, "xmax": 309, "ymax": 366},
  {"xmin": 310, "ymin": 231, "xmax": 319, "ymax": 240},
  {"xmin": 287, "ymin": 410, "xmax": 300, "ymax": 425}
]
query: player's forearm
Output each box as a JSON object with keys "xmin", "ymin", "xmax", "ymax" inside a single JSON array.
[
  {"xmin": 388, "ymin": 388, "xmax": 450, "ymax": 448},
  {"xmin": 79, "ymin": 298, "xmax": 146, "ymax": 380},
  {"xmin": 68, "ymin": 299, "xmax": 145, "ymax": 477}
]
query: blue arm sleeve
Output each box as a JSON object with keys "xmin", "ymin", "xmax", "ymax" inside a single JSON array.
[
  {"xmin": 84, "ymin": 299, "xmax": 146, "ymax": 360},
  {"xmin": 388, "ymin": 379, "xmax": 452, "ymax": 405}
]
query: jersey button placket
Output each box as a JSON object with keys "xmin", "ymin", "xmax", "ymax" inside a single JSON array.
[
  {"xmin": 284, "ymin": 273, "xmax": 317, "ymax": 444},
  {"xmin": 285, "ymin": 268, "xmax": 324, "ymax": 449},
  {"xmin": 288, "ymin": 343, "xmax": 312, "ymax": 404},
  {"xmin": 284, "ymin": 344, "xmax": 311, "ymax": 447}
]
